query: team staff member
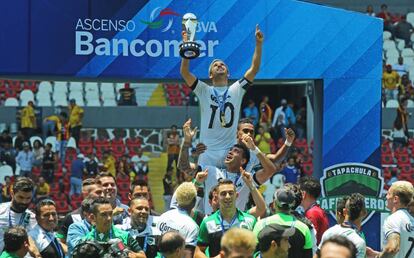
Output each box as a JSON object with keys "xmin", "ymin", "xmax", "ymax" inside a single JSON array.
[
  {"xmin": 180, "ymin": 25, "xmax": 263, "ymax": 168},
  {"xmin": 0, "ymin": 226, "xmax": 30, "ymax": 258}
]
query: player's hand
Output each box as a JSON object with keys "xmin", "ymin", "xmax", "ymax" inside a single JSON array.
[
  {"xmin": 241, "ymin": 134, "xmax": 256, "ymax": 150},
  {"xmin": 255, "ymin": 25, "xmax": 264, "ymax": 44},
  {"xmin": 274, "ymin": 161, "xmax": 286, "ymax": 172},
  {"xmin": 240, "ymin": 167, "xmax": 254, "ymax": 189},
  {"xmin": 183, "ymin": 118, "xmax": 197, "ymax": 144},
  {"xmin": 195, "ymin": 143, "xmax": 207, "ymax": 156},
  {"xmin": 284, "ymin": 128, "xmax": 295, "ymax": 144},
  {"xmin": 195, "ymin": 168, "xmax": 208, "ymax": 184}
]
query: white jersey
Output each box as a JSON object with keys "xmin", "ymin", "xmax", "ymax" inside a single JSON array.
[
  {"xmin": 0, "ymin": 202, "xmax": 37, "ymax": 253},
  {"xmin": 157, "ymin": 208, "xmax": 199, "ymax": 246},
  {"xmin": 319, "ymin": 224, "xmax": 366, "ymax": 258},
  {"xmin": 201, "ymin": 165, "xmax": 259, "ymax": 215},
  {"xmin": 383, "ymin": 209, "xmax": 414, "ymax": 258},
  {"xmin": 117, "ymin": 215, "xmax": 160, "ymax": 237},
  {"xmin": 192, "ymin": 78, "xmax": 250, "ymax": 166}
]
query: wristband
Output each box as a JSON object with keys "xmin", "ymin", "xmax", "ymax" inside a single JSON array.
[
  {"xmin": 192, "ymin": 179, "xmax": 203, "ymax": 187},
  {"xmin": 284, "ymin": 139, "xmax": 292, "ymax": 147},
  {"xmin": 252, "ymin": 146, "xmax": 262, "ymax": 155}
]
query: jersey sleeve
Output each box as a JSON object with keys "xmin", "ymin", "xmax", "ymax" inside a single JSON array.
[
  {"xmin": 303, "ymin": 226, "xmax": 314, "ymax": 249},
  {"xmin": 197, "ymin": 219, "xmax": 209, "ymax": 246},
  {"xmin": 383, "ymin": 215, "xmax": 402, "ymax": 239},
  {"xmin": 186, "ymin": 224, "xmax": 199, "ymax": 247},
  {"xmin": 191, "ymin": 79, "xmax": 210, "ymax": 98}
]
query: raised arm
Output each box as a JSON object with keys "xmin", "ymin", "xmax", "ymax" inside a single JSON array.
[
  {"xmin": 177, "ymin": 119, "xmax": 200, "ymax": 175},
  {"xmin": 244, "ymin": 25, "xmax": 264, "ymax": 82},
  {"xmin": 267, "ymin": 128, "xmax": 295, "ymax": 163},
  {"xmin": 241, "ymin": 134, "xmax": 276, "ymax": 185},
  {"xmin": 180, "ymin": 31, "xmax": 197, "ymax": 87},
  {"xmin": 241, "ymin": 167, "xmax": 266, "ymax": 218}
]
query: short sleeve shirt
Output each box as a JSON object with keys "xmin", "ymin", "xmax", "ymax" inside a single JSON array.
[
  {"xmin": 383, "ymin": 209, "xmax": 414, "ymax": 258},
  {"xmin": 319, "ymin": 225, "xmax": 366, "ymax": 258}
]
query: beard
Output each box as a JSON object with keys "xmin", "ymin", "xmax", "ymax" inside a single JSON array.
[{"xmin": 11, "ymin": 200, "xmax": 30, "ymax": 213}]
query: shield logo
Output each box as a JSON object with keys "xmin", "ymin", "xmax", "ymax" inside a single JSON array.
[{"xmin": 320, "ymin": 163, "xmax": 385, "ymax": 225}]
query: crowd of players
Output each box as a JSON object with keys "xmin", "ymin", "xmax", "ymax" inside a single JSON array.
[{"xmin": 0, "ymin": 23, "xmax": 414, "ymax": 258}]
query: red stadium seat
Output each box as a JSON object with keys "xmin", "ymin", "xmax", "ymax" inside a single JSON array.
[
  {"xmin": 168, "ymin": 96, "xmax": 183, "ymax": 106},
  {"xmin": 0, "ymin": 80, "xmax": 6, "ymax": 93},
  {"xmin": 126, "ymin": 137, "xmax": 142, "ymax": 155},
  {"xmin": 50, "ymin": 183, "xmax": 60, "ymax": 194},
  {"xmin": 51, "ymin": 192, "xmax": 67, "ymax": 202},
  {"xmin": 79, "ymin": 138, "xmax": 94, "ymax": 155},
  {"xmin": 70, "ymin": 199, "xmax": 82, "ymax": 210},
  {"xmin": 180, "ymin": 83, "xmax": 192, "ymax": 96},
  {"xmin": 56, "ymin": 200, "xmax": 71, "ymax": 214},
  {"xmin": 119, "ymin": 192, "xmax": 130, "ymax": 205},
  {"xmin": 381, "ymin": 154, "xmax": 394, "ymax": 165},
  {"xmin": 394, "ymin": 147, "xmax": 409, "ymax": 156},
  {"xmin": 381, "ymin": 144, "xmax": 392, "ymax": 154},
  {"xmin": 396, "ymin": 155, "xmax": 410, "ymax": 165},
  {"xmin": 302, "ymin": 163, "xmax": 313, "ymax": 176},
  {"xmin": 23, "ymin": 80, "xmax": 37, "ymax": 92},
  {"xmin": 117, "ymin": 182, "xmax": 130, "ymax": 193},
  {"xmin": 95, "ymin": 138, "xmax": 111, "ymax": 156},
  {"xmin": 111, "ymin": 138, "xmax": 126, "ymax": 157},
  {"xmin": 7, "ymin": 80, "xmax": 21, "ymax": 92}
]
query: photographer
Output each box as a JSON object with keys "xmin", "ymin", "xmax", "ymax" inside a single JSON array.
[{"xmin": 80, "ymin": 197, "xmax": 146, "ymax": 258}]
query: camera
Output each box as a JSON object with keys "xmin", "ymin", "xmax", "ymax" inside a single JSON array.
[{"xmin": 101, "ymin": 239, "xmax": 131, "ymax": 258}]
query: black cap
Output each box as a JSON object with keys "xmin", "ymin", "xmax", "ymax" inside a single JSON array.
[
  {"xmin": 258, "ymin": 224, "xmax": 295, "ymax": 251},
  {"xmin": 274, "ymin": 188, "xmax": 295, "ymax": 207}
]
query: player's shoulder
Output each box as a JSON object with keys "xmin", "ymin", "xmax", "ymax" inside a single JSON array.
[{"xmin": 0, "ymin": 202, "xmax": 10, "ymax": 216}]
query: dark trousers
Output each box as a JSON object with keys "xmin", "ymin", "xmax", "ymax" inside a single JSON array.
[
  {"xmin": 167, "ymin": 154, "xmax": 179, "ymax": 171},
  {"xmin": 70, "ymin": 126, "xmax": 82, "ymax": 147}
]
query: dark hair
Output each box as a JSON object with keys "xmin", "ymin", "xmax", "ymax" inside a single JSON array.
[
  {"xmin": 233, "ymin": 143, "xmax": 250, "ymax": 169},
  {"xmin": 4, "ymin": 226, "xmax": 28, "ymax": 252},
  {"xmin": 238, "ymin": 118, "xmax": 254, "ymax": 128},
  {"xmin": 130, "ymin": 179, "xmax": 148, "ymax": 193},
  {"xmin": 130, "ymin": 197, "xmax": 149, "ymax": 208},
  {"xmin": 158, "ymin": 231, "xmax": 185, "ymax": 255},
  {"xmin": 91, "ymin": 197, "xmax": 112, "ymax": 215},
  {"xmin": 59, "ymin": 112, "xmax": 68, "ymax": 118},
  {"xmin": 45, "ymin": 143, "xmax": 53, "ymax": 148},
  {"xmin": 82, "ymin": 178, "xmax": 97, "ymax": 187},
  {"xmin": 96, "ymin": 172, "xmax": 116, "ymax": 184},
  {"xmin": 35, "ymin": 199, "xmax": 56, "ymax": 217},
  {"xmin": 257, "ymin": 232, "xmax": 282, "ymax": 252},
  {"xmin": 170, "ymin": 125, "xmax": 177, "ymax": 129},
  {"xmin": 346, "ymin": 193, "xmax": 365, "ymax": 221},
  {"xmin": 285, "ymin": 183, "xmax": 302, "ymax": 209},
  {"xmin": 318, "ymin": 235, "xmax": 357, "ymax": 258},
  {"xmin": 13, "ymin": 177, "xmax": 34, "ymax": 194},
  {"xmin": 81, "ymin": 197, "xmax": 96, "ymax": 215},
  {"xmin": 72, "ymin": 241, "xmax": 102, "ymax": 258},
  {"xmin": 33, "ymin": 140, "xmax": 43, "ymax": 148},
  {"xmin": 208, "ymin": 185, "xmax": 219, "ymax": 202},
  {"xmin": 217, "ymin": 179, "xmax": 236, "ymax": 192},
  {"xmin": 299, "ymin": 176, "xmax": 321, "ymax": 199},
  {"xmin": 336, "ymin": 196, "xmax": 349, "ymax": 214}
]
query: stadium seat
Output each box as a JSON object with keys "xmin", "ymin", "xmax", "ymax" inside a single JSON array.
[
  {"xmin": 0, "ymin": 79, "xmax": 6, "ymax": 93},
  {"xmin": 386, "ymin": 48, "xmax": 399, "ymax": 59},
  {"xmin": 111, "ymin": 138, "xmax": 126, "ymax": 158},
  {"xmin": 302, "ymin": 163, "xmax": 313, "ymax": 176},
  {"xmin": 7, "ymin": 80, "xmax": 21, "ymax": 92},
  {"xmin": 119, "ymin": 191, "xmax": 130, "ymax": 205},
  {"xmin": 54, "ymin": 81, "xmax": 68, "ymax": 93},
  {"xmin": 37, "ymin": 96, "xmax": 52, "ymax": 107},
  {"xmin": 56, "ymin": 200, "xmax": 71, "ymax": 214},
  {"xmin": 126, "ymin": 137, "xmax": 142, "ymax": 155},
  {"xmin": 85, "ymin": 82, "xmax": 99, "ymax": 92},
  {"xmin": 116, "ymin": 173, "xmax": 130, "ymax": 184},
  {"xmin": 0, "ymin": 165, "xmax": 14, "ymax": 185},
  {"xmin": 381, "ymin": 144, "xmax": 392, "ymax": 154},
  {"xmin": 103, "ymin": 99, "xmax": 117, "ymax": 106},
  {"xmin": 23, "ymin": 80, "xmax": 37, "ymax": 91},
  {"xmin": 66, "ymin": 137, "xmax": 77, "ymax": 150},
  {"xmin": 32, "ymin": 167, "xmax": 41, "ymax": 177},
  {"xmin": 101, "ymin": 83, "xmax": 115, "ymax": 93},
  {"xmin": 50, "ymin": 183, "xmax": 60, "ymax": 194},
  {"xmin": 102, "ymin": 90, "xmax": 116, "ymax": 100},
  {"xmin": 45, "ymin": 136, "xmax": 57, "ymax": 152},
  {"xmin": 70, "ymin": 199, "xmax": 82, "ymax": 210},
  {"xmin": 79, "ymin": 138, "xmax": 94, "ymax": 155},
  {"xmin": 381, "ymin": 153, "xmax": 394, "ymax": 165},
  {"xmin": 396, "ymin": 155, "xmax": 410, "ymax": 165},
  {"xmin": 386, "ymin": 100, "xmax": 399, "ymax": 108},
  {"xmin": 95, "ymin": 138, "xmax": 111, "ymax": 156},
  {"xmin": 401, "ymin": 48, "xmax": 414, "ymax": 58},
  {"xmin": 383, "ymin": 31, "xmax": 392, "ymax": 41},
  {"xmin": 396, "ymin": 40, "xmax": 405, "ymax": 51},
  {"xmin": 86, "ymin": 99, "xmax": 101, "ymax": 107},
  {"xmin": 383, "ymin": 40, "xmax": 396, "ymax": 51},
  {"xmin": 4, "ymin": 98, "xmax": 19, "ymax": 107},
  {"xmin": 51, "ymin": 192, "xmax": 67, "ymax": 202},
  {"xmin": 29, "ymin": 136, "xmax": 43, "ymax": 147},
  {"xmin": 69, "ymin": 82, "xmax": 83, "ymax": 92},
  {"xmin": 38, "ymin": 81, "xmax": 53, "ymax": 93},
  {"xmin": 407, "ymin": 12, "xmax": 414, "ymax": 26}
]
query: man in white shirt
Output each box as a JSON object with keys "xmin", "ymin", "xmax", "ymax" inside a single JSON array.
[
  {"xmin": 180, "ymin": 25, "xmax": 263, "ymax": 168},
  {"xmin": 319, "ymin": 193, "xmax": 367, "ymax": 258},
  {"xmin": 157, "ymin": 182, "xmax": 199, "ymax": 258},
  {"xmin": 0, "ymin": 177, "xmax": 41, "ymax": 258},
  {"xmin": 378, "ymin": 180, "xmax": 414, "ymax": 258}
]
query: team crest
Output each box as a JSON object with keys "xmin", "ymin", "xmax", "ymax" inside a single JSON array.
[{"xmin": 320, "ymin": 163, "xmax": 387, "ymax": 225}]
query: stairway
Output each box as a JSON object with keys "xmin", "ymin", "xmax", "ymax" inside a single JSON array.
[
  {"xmin": 146, "ymin": 84, "xmax": 167, "ymax": 106},
  {"xmin": 147, "ymin": 152, "xmax": 168, "ymax": 213}
]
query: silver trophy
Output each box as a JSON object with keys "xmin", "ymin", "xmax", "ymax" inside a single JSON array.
[{"xmin": 179, "ymin": 13, "xmax": 201, "ymax": 59}]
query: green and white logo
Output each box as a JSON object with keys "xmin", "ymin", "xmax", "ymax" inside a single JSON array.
[{"xmin": 320, "ymin": 163, "xmax": 388, "ymax": 225}]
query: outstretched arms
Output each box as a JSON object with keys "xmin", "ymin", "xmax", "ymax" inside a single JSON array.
[{"xmin": 244, "ymin": 25, "xmax": 264, "ymax": 82}]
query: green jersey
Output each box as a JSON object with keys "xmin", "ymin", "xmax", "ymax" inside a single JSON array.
[
  {"xmin": 198, "ymin": 209, "xmax": 256, "ymax": 257},
  {"xmin": 0, "ymin": 251, "xmax": 19, "ymax": 258}
]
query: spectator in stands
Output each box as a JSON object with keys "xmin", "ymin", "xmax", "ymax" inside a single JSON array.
[
  {"xmin": 81, "ymin": 197, "xmax": 145, "ymax": 257},
  {"xmin": 118, "ymin": 197, "xmax": 161, "ymax": 258},
  {"xmin": 102, "ymin": 150, "xmax": 116, "ymax": 178},
  {"xmin": 14, "ymin": 130, "xmax": 25, "ymax": 151},
  {"xmin": 158, "ymin": 231, "xmax": 185, "ymax": 258},
  {"xmin": 35, "ymin": 176, "xmax": 50, "ymax": 202},
  {"xmin": 32, "ymin": 140, "xmax": 44, "ymax": 167},
  {"xmin": 280, "ymin": 157, "xmax": 300, "ymax": 184},
  {"xmin": 399, "ymin": 74, "xmax": 414, "ymax": 100},
  {"xmin": 317, "ymin": 236, "xmax": 357, "ymax": 258},
  {"xmin": 131, "ymin": 148, "xmax": 150, "ymax": 181},
  {"xmin": 0, "ymin": 226, "xmax": 30, "ymax": 258},
  {"xmin": 118, "ymin": 85, "xmax": 137, "ymax": 106},
  {"xmin": 166, "ymin": 124, "xmax": 180, "ymax": 172},
  {"xmin": 0, "ymin": 177, "xmax": 41, "ymax": 257},
  {"xmin": 382, "ymin": 64, "xmax": 400, "ymax": 101},
  {"xmin": 392, "ymin": 114, "xmax": 408, "ymax": 148},
  {"xmin": 0, "ymin": 129, "xmax": 12, "ymax": 149},
  {"xmin": 84, "ymin": 152, "xmax": 99, "ymax": 178},
  {"xmin": 157, "ymin": 182, "xmax": 199, "ymax": 258},
  {"xmin": 66, "ymin": 197, "xmax": 95, "ymax": 257},
  {"xmin": 117, "ymin": 154, "xmax": 132, "ymax": 177},
  {"xmin": 365, "ymin": 5, "xmax": 375, "ymax": 17},
  {"xmin": 56, "ymin": 112, "xmax": 69, "ymax": 167},
  {"xmin": 96, "ymin": 172, "xmax": 129, "ymax": 224},
  {"xmin": 42, "ymin": 143, "xmax": 57, "ymax": 184},
  {"xmin": 295, "ymin": 100, "xmax": 307, "ymax": 139},
  {"xmin": 0, "ymin": 140, "xmax": 17, "ymax": 174},
  {"xmin": 394, "ymin": 15, "xmax": 413, "ymax": 47},
  {"xmin": 220, "ymin": 228, "xmax": 257, "ymax": 258},
  {"xmin": 243, "ymin": 99, "xmax": 259, "ymax": 126},
  {"xmin": 319, "ymin": 193, "xmax": 367, "ymax": 258},
  {"xmin": 299, "ymin": 176, "xmax": 329, "ymax": 245},
  {"xmin": 70, "ymin": 154, "xmax": 86, "ymax": 197},
  {"xmin": 255, "ymin": 125, "xmax": 272, "ymax": 154},
  {"xmin": 396, "ymin": 97, "xmax": 411, "ymax": 139},
  {"xmin": 29, "ymin": 199, "xmax": 66, "ymax": 258},
  {"xmin": 68, "ymin": 99, "xmax": 84, "ymax": 146},
  {"xmin": 196, "ymin": 179, "xmax": 257, "ymax": 257},
  {"xmin": 387, "ymin": 169, "xmax": 399, "ymax": 187},
  {"xmin": 42, "ymin": 113, "xmax": 61, "ymax": 141},
  {"xmin": 15, "ymin": 141, "xmax": 35, "ymax": 177},
  {"xmin": 259, "ymin": 96, "xmax": 273, "ymax": 130},
  {"xmin": 392, "ymin": 57, "xmax": 409, "ymax": 77},
  {"xmin": 20, "ymin": 101, "xmax": 36, "ymax": 141},
  {"xmin": 1, "ymin": 176, "xmax": 12, "ymax": 203},
  {"xmin": 273, "ymin": 99, "xmax": 296, "ymax": 130},
  {"xmin": 58, "ymin": 178, "xmax": 104, "ymax": 243},
  {"xmin": 256, "ymin": 224, "xmax": 295, "ymax": 258},
  {"xmin": 163, "ymin": 169, "xmax": 174, "ymax": 211},
  {"xmin": 253, "ymin": 186, "xmax": 313, "ymax": 258},
  {"xmin": 377, "ymin": 4, "xmax": 394, "ymax": 33}
]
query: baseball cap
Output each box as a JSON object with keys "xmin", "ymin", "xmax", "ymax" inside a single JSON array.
[
  {"xmin": 273, "ymin": 188, "xmax": 295, "ymax": 207},
  {"xmin": 258, "ymin": 224, "xmax": 295, "ymax": 251},
  {"xmin": 77, "ymin": 153, "xmax": 85, "ymax": 159},
  {"xmin": 22, "ymin": 141, "xmax": 30, "ymax": 147}
]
